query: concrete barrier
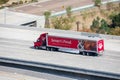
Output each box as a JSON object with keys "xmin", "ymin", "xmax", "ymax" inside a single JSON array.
[
  {"xmin": 0, "ymin": 57, "xmax": 120, "ymax": 80},
  {"xmin": 0, "ymin": 24, "xmax": 120, "ymax": 40}
]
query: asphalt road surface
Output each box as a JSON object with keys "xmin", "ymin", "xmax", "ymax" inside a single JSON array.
[
  {"xmin": 0, "ymin": 25, "xmax": 120, "ymax": 79},
  {"xmin": 0, "ymin": 38, "xmax": 120, "ymax": 75}
]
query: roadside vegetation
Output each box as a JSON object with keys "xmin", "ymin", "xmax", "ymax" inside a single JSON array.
[
  {"xmin": 90, "ymin": 1, "xmax": 120, "ymax": 35},
  {"xmin": 51, "ymin": 6, "xmax": 76, "ymax": 30},
  {"xmin": 0, "ymin": 0, "xmax": 120, "ymax": 36},
  {"xmin": 0, "ymin": 0, "xmax": 9, "ymax": 4},
  {"xmin": 44, "ymin": 1, "xmax": 120, "ymax": 36},
  {"xmin": 44, "ymin": 11, "xmax": 51, "ymax": 28},
  {"xmin": 92, "ymin": 0, "xmax": 101, "ymax": 7}
]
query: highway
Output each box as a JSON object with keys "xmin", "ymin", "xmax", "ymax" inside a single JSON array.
[
  {"xmin": 0, "ymin": 24, "xmax": 120, "ymax": 80},
  {"xmin": 0, "ymin": 37, "xmax": 120, "ymax": 60},
  {"xmin": 0, "ymin": 0, "xmax": 120, "ymax": 79},
  {"xmin": 0, "ymin": 37, "xmax": 120, "ymax": 79}
]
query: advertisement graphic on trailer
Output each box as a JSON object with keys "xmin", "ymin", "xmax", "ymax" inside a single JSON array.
[
  {"xmin": 48, "ymin": 36, "xmax": 97, "ymax": 52},
  {"xmin": 77, "ymin": 40, "xmax": 97, "ymax": 51}
]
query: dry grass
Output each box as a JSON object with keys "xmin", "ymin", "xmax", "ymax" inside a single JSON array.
[{"xmin": 70, "ymin": 2, "xmax": 120, "ymax": 32}]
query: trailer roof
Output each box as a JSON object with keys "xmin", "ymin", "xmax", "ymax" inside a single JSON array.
[{"xmin": 48, "ymin": 33, "xmax": 102, "ymax": 41}]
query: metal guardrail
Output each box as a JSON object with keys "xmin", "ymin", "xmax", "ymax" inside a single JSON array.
[
  {"xmin": 51, "ymin": 0, "xmax": 120, "ymax": 16},
  {"xmin": 100, "ymin": 34, "xmax": 120, "ymax": 40},
  {"xmin": 81, "ymin": 32, "xmax": 120, "ymax": 40}
]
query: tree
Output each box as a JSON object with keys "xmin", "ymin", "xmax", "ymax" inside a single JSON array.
[
  {"xmin": 90, "ymin": 16, "xmax": 100, "ymax": 32},
  {"xmin": 0, "ymin": 0, "xmax": 9, "ymax": 4},
  {"xmin": 31, "ymin": 0, "xmax": 38, "ymax": 2},
  {"xmin": 43, "ymin": 11, "xmax": 51, "ymax": 28},
  {"xmin": 93, "ymin": 0, "xmax": 101, "ymax": 7},
  {"xmin": 66, "ymin": 6, "xmax": 76, "ymax": 23},
  {"xmin": 52, "ymin": 16, "xmax": 73, "ymax": 30},
  {"xmin": 66, "ymin": 6, "xmax": 72, "ymax": 18},
  {"xmin": 109, "ymin": 13, "xmax": 120, "ymax": 28},
  {"xmin": 99, "ymin": 19, "xmax": 110, "ymax": 34},
  {"xmin": 91, "ymin": 17, "xmax": 110, "ymax": 34},
  {"xmin": 19, "ymin": 0, "xmax": 23, "ymax": 4}
]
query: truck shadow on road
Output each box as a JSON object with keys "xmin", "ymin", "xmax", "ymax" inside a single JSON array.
[{"xmin": 29, "ymin": 46, "xmax": 99, "ymax": 57}]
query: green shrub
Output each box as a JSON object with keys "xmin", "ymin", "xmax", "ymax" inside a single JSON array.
[
  {"xmin": 31, "ymin": 0, "xmax": 38, "ymax": 2},
  {"xmin": 0, "ymin": 0, "xmax": 9, "ymax": 4},
  {"xmin": 91, "ymin": 17, "xmax": 110, "ymax": 34},
  {"xmin": 52, "ymin": 16, "xmax": 73, "ymax": 30},
  {"xmin": 19, "ymin": 0, "xmax": 23, "ymax": 4},
  {"xmin": 109, "ymin": 13, "xmax": 120, "ymax": 28}
]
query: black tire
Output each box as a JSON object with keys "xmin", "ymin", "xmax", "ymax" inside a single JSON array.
[
  {"xmin": 35, "ymin": 46, "xmax": 39, "ymax": 49},
  {"xmin": 79, "ymin": 51, "xmax": 83, "ymax": 55},
  {"xmin": 86, "ymin": 52, "xmax": 89, "ymax": 56},
  {"xmin": 46, "ymin": 47, "xmax": 50, "ymax": 51},
  {"xmin": 53, "ymin": 48, "xmax": 58, "ymax": 51},
  {"xmin": 89, "ymin": 52, "xmax": 98, "ymax": 56},
  {"xmin": 55, "ymin": 48, "xmax": 58, "ymax": 51},
  {"xmin": 79, "ymin": 51, "xmax": 90, "ymax": 56},
  {"xmin": 51, "ymin": 48, "xmax": 53, "ymax": 51}
]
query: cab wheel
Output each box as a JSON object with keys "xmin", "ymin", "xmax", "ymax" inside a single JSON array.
[{"xmin": 35, "ymin": 46, "xmax": 39, "ymax": 49}]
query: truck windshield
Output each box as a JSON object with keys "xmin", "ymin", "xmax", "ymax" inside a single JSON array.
[{"xmin": 37, "ymin": 39, "xmax": 40, "ymax": 42}]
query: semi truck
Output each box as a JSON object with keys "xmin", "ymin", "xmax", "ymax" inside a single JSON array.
[{"xmin": 34, "ymin": 33, "xmax": 104, "ymax": 56}]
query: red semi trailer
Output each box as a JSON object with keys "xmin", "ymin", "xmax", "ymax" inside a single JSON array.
[{"xmin": 34, "ymin": 33, "xmax": 104, "ymax": 56}]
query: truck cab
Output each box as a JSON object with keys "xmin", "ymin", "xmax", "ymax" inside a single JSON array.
[{"xmin": 34, "ymin": 33, "xmax": 47, "ymax": 49}]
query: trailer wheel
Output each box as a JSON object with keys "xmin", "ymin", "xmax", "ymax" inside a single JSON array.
[
  {"xmin": 82, "ymin": 51, "xmax": 85, "ymax": 55},
  {"xmin": 51, "ymin": 48, "xmax": 54, "ymax": 51},
  {"xmin": 94, "ymin": 53, "xmax": 98, "ymax": 56},
  {"xmin": 54, "ymin": 48, "xmax": 58, "ymax": 51},
  {"xmin": 82, "ymin": 51, "xmax": 90, "ymax": 56},
  {"xmin": 89, "ymin": 52, "xmax": 98, "ymax": 56},
  {"xmin": 79, "ymin": 51, "xmax": 83, "ymax": 55},
  {"xmin": 86, "ymin": 52, "xmax": 89, "ymax": 56},
  {"xmin": 83, "ymin": 51, "xmax": 88, "ymax": 56},
  {"xmin": 46, "ymin": 47, "xmax": 50, "ymax": 51}
]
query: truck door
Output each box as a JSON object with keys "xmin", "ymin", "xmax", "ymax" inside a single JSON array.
[{"xmin": 40, "ymin": 33, "xmax": 47, "ymax": 46}]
